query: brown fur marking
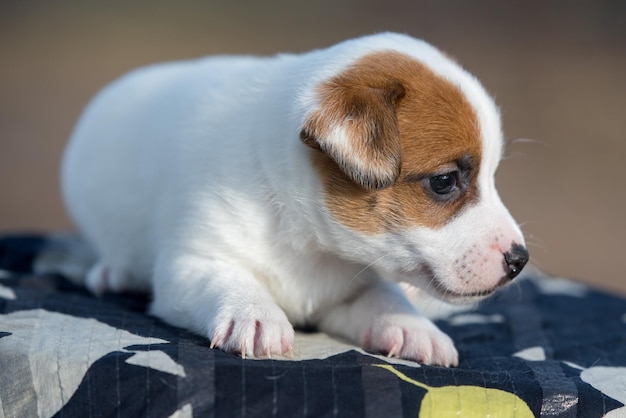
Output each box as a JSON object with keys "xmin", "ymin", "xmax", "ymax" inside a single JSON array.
[
  {"xmin": 305, "ymin": 51, "xmax": 482, "ymax": 233},
  {"xmin": 301, "ymin": 72, "xmax": 406, "ymax": 190}
]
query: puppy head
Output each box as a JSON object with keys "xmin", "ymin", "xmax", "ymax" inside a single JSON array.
[{"xmin": 301, "ymin": 49, "xmax": 528, "ymax": 304}]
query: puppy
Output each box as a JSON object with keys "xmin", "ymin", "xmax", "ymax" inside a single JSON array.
[{"xmin": 62, "ymin": 33, "xmax": 528, "ymax": 366}]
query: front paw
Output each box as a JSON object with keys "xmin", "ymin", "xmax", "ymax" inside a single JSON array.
[
  {"xmin": 209, "ymin": 303, "xmax": 295, "ymax": 359},
  {"xmin": 363, "ymin": 314, "xmax": 458, "ymax": 367}
]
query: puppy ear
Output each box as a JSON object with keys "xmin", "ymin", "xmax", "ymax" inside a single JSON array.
[{"xmin": 300, "ymin": 79, "xmax": 405, "ymax": 190}]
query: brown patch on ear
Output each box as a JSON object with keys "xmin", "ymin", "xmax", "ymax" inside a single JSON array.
[
  {"xmin": 300, "ymin": 67, "xmax": 406, "ymax": 190},
  {"xmin": 309, "ymin": 51, "xmax": 483, "ymax": 233}
]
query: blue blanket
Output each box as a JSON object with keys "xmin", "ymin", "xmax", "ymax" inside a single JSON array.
[{"xmin": 0, "ymin": 235, "xmax": 624, "ymax": 417}]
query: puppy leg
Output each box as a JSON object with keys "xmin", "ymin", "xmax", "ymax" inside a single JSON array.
[
  {"xmin": 317, "ymin": 281, "xmax": 458, "ymax": 366},
  {"xmin": 150, "ymin": 255, "xmax": 294, "ymax": 358}
]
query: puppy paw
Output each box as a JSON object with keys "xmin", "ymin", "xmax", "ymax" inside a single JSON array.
[
  {"xmin": 363, "ymin": 314, "xmax": 458, "ymax": 367},
  {"xmin": 86, "ymin": 262, "xmax": 129, "ymax": 295},
  {"xmin": 208, "ymin": 304, "xmax": 295, "ymax": 358}
]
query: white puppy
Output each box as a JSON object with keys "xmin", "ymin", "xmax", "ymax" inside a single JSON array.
[{"xmin": 62, "ymin": 33, "xmax": 528, "ymax": 366}]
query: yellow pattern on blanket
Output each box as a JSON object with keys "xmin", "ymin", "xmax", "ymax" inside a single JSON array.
[{"xmin": 375, "ymin": 364, "xmax": 533, "ymax": 418}]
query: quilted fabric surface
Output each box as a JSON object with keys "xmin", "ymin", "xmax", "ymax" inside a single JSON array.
[{"xmin": 0, "ymin": 235, "xmax": 625, "ymax": 417}]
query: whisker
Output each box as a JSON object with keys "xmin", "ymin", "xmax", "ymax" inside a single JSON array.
[
  {"xmin": 510, "ymin": 137, "xmax": 550, "ymax": 147},
  {"xmin": 516, "ymin": 227, "xmax": 548, "ymax": 254},
  {"xmin": 525, "ymin": 240, "xmax": 548, "ymax": 253},
  {"xmin": 501, "ymin": 151, "xmax": 528, "ymax": 161},
  {"xmin": 350, "ymin": 254, "xmax": 388, "ymax": 283},
  {"xmin": 517, "ymin": 221, "xmax": 535, "ymax": 229},
  {"xmin": 502, "ymin": 137, "xmax": 550, "ymax": 161}
]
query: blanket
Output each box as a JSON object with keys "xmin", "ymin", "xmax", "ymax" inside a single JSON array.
[{"xmin": 1, "ymin": 234, "xmax": 625, "ymax": 417}]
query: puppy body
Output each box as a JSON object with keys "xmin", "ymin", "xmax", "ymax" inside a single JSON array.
[{"xmin": 62, "ymin": 33, "xmax": 527, "ymax": 365}]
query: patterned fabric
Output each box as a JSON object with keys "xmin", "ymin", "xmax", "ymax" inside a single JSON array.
[{"xmin": 1, "ymin": 235, "xmax": 625, "ymax": 417}]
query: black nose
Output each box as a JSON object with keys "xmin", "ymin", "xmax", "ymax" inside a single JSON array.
[{"xmin": 503, "ymin": 244, "xmax": 529, "ymax": 280}]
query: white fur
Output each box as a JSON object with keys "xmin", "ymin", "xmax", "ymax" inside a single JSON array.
[{"xmin": 62, "ymin": 33, "xmax": 526, "ymax": 366}]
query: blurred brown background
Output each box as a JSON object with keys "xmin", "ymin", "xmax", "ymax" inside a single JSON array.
[{"xmin": 1, "ymin": 1, "xmax": 624, "ymax": 293}]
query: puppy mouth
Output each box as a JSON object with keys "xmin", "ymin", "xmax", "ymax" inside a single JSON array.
[
  {"xmin": 420, "ymin": 264, "xmax": 505, "ymax": 303},
  {"xmin": 432, "ymin": 279, "xmax": 497, "ymax": 302}
]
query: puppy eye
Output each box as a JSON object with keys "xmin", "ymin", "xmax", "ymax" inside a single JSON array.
[{"xmin": 429, "ymin": 171, "xmax": 458, "ymax": 195}]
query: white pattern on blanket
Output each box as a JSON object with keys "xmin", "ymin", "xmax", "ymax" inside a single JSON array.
[{"xmin": 0, "ymin": 309, "xmax": 176, "ymax": 418}]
